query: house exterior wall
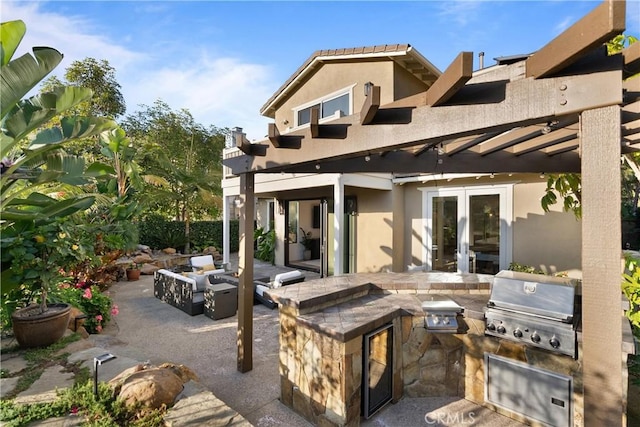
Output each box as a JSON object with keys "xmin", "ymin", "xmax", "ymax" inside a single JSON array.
[
  {"xmin": 512, "ymin": 179, "xmax": 582, "ymax": 276},
  {"xmin": 348, "ymin": 187, "xmax": 394, "ymax": 273},
  {"xmin": 273, "ymin": 61, "xmax": 396, "ymax": 129},
  {"xmin": 393, "ymin": 62, "xmax": 431, "ymax": 101}
]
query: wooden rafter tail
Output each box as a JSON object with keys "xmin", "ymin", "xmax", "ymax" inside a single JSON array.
[
  {"xmin": 310, "ymin": 108, "xmax": 320, "ymax": 137},
  {"xmin": 268, "ymin": 123, "xmax": 282, "ymax": 147},
  {"xmin": 235, "ymin": 130, "xmax": 253, "ymax": 155},
  {"xmin": 236, "ymin": 130, "xmax": 267, "ymax": 156},
  {"xmin": 425, "ymin": 51, "xmax": 473, "ymax": 107},
  {"xmin": 526, "ymin": 0, "xmax": 626, "ymax": 78},
  {"xmin": 622, "ymin": 42, "xmax": 640, "ymax": 79},
  {"xmin": 624, "ymin": 78, "xmax": 640, "ymax": 105},
  {"xmin": 360, "ymin": 85, "xmax": 380, "ymax": 125}
]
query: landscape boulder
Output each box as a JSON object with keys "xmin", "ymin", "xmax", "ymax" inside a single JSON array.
[{"xmin": 116, "ymin": 368, "xmax": 184, "ymax": 409}]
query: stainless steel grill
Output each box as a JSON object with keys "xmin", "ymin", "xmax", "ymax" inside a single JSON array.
[{"xmin": 485, "ymin": 270, "xmax": 580, "ymax": 358}]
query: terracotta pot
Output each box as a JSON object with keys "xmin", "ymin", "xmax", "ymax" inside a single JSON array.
[
  {"xmin": 127, "ymin": 269, "xmax": 141, "ymax": 281},
  {"xmin": 11, "ymin": 303, "xmax": 72, "ymax": 348}
]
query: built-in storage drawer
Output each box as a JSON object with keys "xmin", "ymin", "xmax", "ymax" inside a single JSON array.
[{"xmin": 485, "ymin": 353, "xmax": 572, "ymax": 427}]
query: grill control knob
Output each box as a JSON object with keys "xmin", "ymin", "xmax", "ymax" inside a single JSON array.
[
  {"xmin": 487, "ymin": 322, "xmax": 496, "ymax": 331},
  {"xmin": 549, "ymin": 336, "xmax": 560, "ymax": 348},
  {"xmin": 531, "ymin": 332, "xmax": 541, "ymax": 343},
  {"xmin": 513, "ymin": 328, "xmax": 523, "ymax": 338},
  {"xmin": 443, "ymin": 316, "xmax": 450, "ymax": 325},
  {"xmin": 496, "ymin": 325, "xmax": 506, "ymax": 334}
]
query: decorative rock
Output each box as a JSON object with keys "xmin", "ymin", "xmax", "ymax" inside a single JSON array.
[
  {"xmin": 108, "ymin": 363, "xmax": 148, "ymax": 394},
  {"xmin": 117, "ymin": 368, "xmax": 185, "ymax": 409},
  {"xmin": 133, "ymin": 254, "xmax": 153, "ymax": 264},
  {"xmin": 158, "ymin": 363, "xmax": 199, "ymax": 383},
  {"xmin": 137, "ymin": 244, "xmax": 152, "ymax": 253},
  {"xmin": 67, "ymin": 307, "xmax": 86, "ymax": 332},
  {"xmin": 163, "ymin": 248, "xmax": 177, "ymax": 255},
  {"xmin": 141, "ymin": 263, "xmax": 160, "ymax": 275}
]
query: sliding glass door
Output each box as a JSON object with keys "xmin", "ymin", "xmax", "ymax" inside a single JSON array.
[{"xmin": 425, "ymin": 186, "xmax": 511, "ymax": 273}]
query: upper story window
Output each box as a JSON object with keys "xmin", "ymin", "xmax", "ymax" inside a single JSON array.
[{"xmin": 294, "ymin": 86, "xmax": 353, "ymax": 127}]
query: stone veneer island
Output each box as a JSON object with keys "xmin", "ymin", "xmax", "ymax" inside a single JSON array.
[{"xmin": 266, "ymin": 271, "xmax": 633, "ymax": 427}]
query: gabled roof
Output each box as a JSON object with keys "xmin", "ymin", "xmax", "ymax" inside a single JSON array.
[{"xmin": 260, "ymin": 44, "xmax": 442, "ymax": 118}]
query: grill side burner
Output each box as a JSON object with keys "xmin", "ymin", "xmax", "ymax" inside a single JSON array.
[
  {"xmin": 485, "ymin": 271, "xmax": 579, "ymax": 358},
  {"xmin": 422, "ymin": 296, "xmax": 464, "ymax": 333}
]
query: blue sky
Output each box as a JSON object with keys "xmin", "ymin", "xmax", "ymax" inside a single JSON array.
[{"xmin": 3, "ymin": 1, "xmax": 639, "ymax": 141}]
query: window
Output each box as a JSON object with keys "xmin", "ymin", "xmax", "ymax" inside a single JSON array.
[{"xmin": 294, "ymin": 88, "xmax": 352, "ymax": 127}]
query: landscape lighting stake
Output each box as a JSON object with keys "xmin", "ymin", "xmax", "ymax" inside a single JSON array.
[{"xmin": 93, "ymin": 353, "xmax": 116, "ymax": 396}]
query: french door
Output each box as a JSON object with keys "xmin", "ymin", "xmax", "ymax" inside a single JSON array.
[{"xmin": 424, "ymin": 186, "xmax": 512, "ymax": 273}]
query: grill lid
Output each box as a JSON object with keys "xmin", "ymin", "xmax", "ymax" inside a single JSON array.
[{"xmin": 489, "ymin": 270, "xmax": 578, "ymax": 321}]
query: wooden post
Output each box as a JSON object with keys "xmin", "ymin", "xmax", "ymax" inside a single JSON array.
[
  {"xmin": 581, "ymin": 105, "xmax": 622, "ymax": 426},
  {"xmin": 237, "ymin": 172, "xmax": 255, "ymax": 373}
]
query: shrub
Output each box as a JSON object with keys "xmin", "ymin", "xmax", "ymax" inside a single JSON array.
[{"xmin": 51, "ymin": 283, "xmax": 118, "ymax": 334}]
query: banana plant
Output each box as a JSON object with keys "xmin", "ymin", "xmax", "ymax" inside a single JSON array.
[{"xmin": 1, "ymin": 20, "xmax": 117, "ymax": 225}]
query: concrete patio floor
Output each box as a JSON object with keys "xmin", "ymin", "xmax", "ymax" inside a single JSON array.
[{"xmin": 93, "ymin": 254, "xmax": 524, "ymax": 427}]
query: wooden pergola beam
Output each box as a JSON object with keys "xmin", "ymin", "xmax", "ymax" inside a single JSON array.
[
  {"xmin": 526, "ymin": 0, "xmax": 626, "ymax": 78},
  {"xmin": 425, "ymin": 51, "xmax": 473, "ymax": 106},
  {"xmin": 360, "ymin": 85, "xmax": 380, "ymax": 125},
  {"xmin": 310, "ymin": 107, "xmax": 320, "ymax": 137},
  {"xmin": 224, "ymin": 69, "xmax": 622, "ymax": 175},
  {"xmin": 622, "ymin": 41, "xmax": 640, "ymax": 79}
]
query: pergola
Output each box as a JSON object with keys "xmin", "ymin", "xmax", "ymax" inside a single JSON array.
[{"xmin": 223, "ymin": 1, "xmax": 640, "ymax": 425}]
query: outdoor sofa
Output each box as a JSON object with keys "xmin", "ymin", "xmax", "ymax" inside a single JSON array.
[{"xmin": 153, "ymin": 265, "xmax": 224, "ymax": 317}]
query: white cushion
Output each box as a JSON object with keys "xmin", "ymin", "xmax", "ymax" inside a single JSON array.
[
  {"xmin": 186, "ymin": 272, "xmax": 209, "ymax": 291},
  {"xmin": 255, "ymin": 284, "xmax": 270, "ymax": 297},
  {"xmin": 190, "ymin": 255, "xmax": 215, "ymax": 270},
  {"xmin": 273, "ymin": 270, "xmax": 303, "ymax": 288}
]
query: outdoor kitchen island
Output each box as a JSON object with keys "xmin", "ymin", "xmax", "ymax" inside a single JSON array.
[{"xmin": 265, "ymin": 272, "xmax": 609, "ymax": 427}]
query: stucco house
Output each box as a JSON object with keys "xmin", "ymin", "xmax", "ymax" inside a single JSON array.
[{"xmin": 221, "ymin": 44, "xmax": 582, "ymax": 278}]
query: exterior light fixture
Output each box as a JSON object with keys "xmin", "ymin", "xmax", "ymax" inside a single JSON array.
[
  {"xmin": 93, "ymin": 353, "xmax": 116, "ymax": 396},
  {"xmin": 540, "ymin": 173, "xmax": 546, "ymax": 179},
  {"xmin": 437, "ymin": 144, "xmax": 445, "ymax": 156},
  {"xmin": 490, "ymin": 173, "xmax": 495, "ymax": 179},
  {"xmin": 315, "ymin": 164, "xmax": 321, "ymax": 170},
  {"xmin": 364, "ymin": 81, "xmax": 374, "ymax": 96},
  {"xmin": 364, "ymin": 154, "xmax": 371, "ymax": 162}
]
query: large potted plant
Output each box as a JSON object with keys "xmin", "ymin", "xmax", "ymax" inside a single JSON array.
[
  {"xmin": 299, "ymin": 228, "xmax": 314, "ymax": 261},
  {"xmin": 0, "ymin": 20, "xmax": 116, "ymax": 347},
  {"xmin": 5, "ymin": 221, "xmax": 96, "ymax": 347}
]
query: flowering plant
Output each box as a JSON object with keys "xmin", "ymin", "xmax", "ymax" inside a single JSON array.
[{"xmin": 51, "ymin": 282, "xmax": 118, "ymax": 333}]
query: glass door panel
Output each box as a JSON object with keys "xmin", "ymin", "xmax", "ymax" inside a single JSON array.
[
  {"xmin": 432, "ymin": 196, "xmax": 459, "ymax": 272},
  {"xmin": 469, "ymin": 194, "xmax": 500, "ymax": 274},
  {"xmin": 426, "ymin": 186, "xmax": 510, "ymax": 273}
]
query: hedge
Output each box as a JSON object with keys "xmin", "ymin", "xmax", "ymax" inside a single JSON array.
[{"xmin": 138, "ymin": 214, "xmax": 239, "ymax": 253}]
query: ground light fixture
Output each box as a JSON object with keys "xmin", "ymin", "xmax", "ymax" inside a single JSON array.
[{"xmin": 93, "ymin": 353, "xmax": 117, "ymax": 396}]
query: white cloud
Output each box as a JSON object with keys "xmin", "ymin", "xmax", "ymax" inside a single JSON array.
[
  {"xmin": 128, "ymin": 55, "xmax": 276, "ymax": 140},
  {"xmin": 2, "ymin": 1, "xmax": 276, "ymax": 141},
  {"xmin": 436, "ymin": 0, "xmax": 484, "ymax": 27},
  {"xmin": 2, "ymin": 2, "xmax": 139, "ymax": 76},
  {"xmin": 554, "ymin": 16, "xmax": 574, "ymax": 36}
]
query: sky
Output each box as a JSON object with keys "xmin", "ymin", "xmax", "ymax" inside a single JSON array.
[{"xmin": 3, "ymin": 1, "xmax": 639, "ymax": 142}]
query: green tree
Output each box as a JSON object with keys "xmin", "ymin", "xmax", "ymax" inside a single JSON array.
[
  {"xmin": 42, "ymin": 57, "xmax": 125, "ymax": 119},
  {"xmin": 121, "ymin": 100, "xmax": 225, "ymax": 251}
]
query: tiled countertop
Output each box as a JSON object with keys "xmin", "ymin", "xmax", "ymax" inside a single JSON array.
[{"xmin": 267, "ymin": 271, "xmax": 493, "ymax": 342}]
